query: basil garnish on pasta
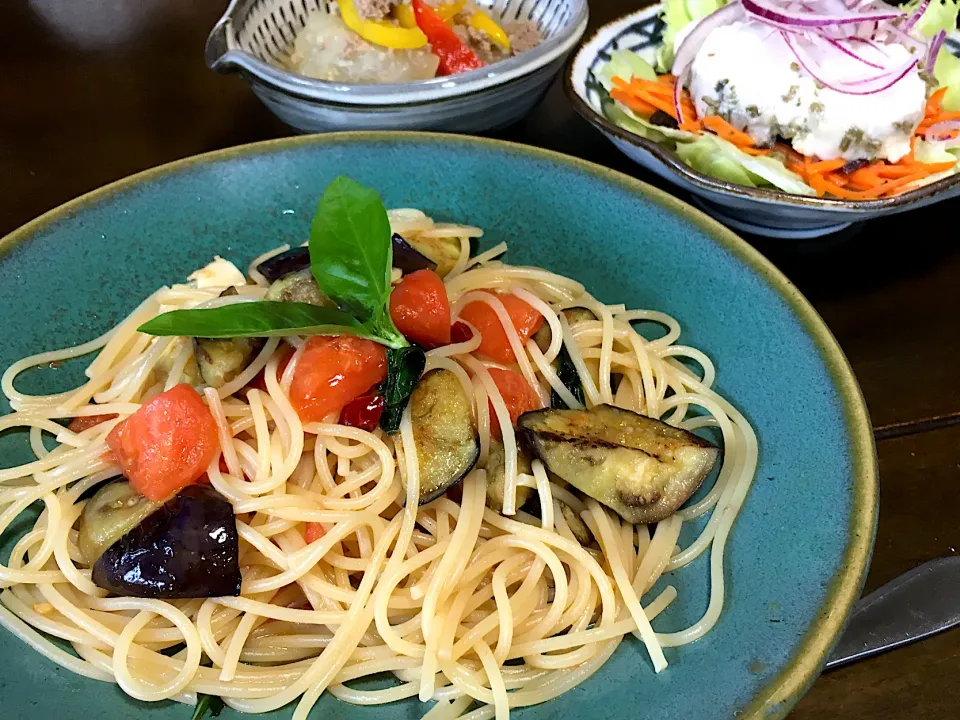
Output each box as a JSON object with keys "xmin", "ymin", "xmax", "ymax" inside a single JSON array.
[{"xmin": 137, "ymin": 176, "xmax": 408, "ymax": 349}]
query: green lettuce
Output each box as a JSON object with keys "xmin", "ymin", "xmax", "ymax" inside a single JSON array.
[
  {"xmin": 905, "ymin": 0, "xmax": 960, "ymax": 39},
  {"xmin": 675, "ymin": 133, "xmax": 816, "ymax": 195},
  {"xmin": 935, "ymin": 47, "xmax": 960, "ymax": 111},
  {"xmin": 657, "ymin": 0, "xmax": 726, "ymax": 71}
]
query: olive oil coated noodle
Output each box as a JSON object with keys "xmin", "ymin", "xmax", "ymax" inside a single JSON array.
[{"xmin": 0, "ymin": 210, "xmax": 758, "ymax": 719}]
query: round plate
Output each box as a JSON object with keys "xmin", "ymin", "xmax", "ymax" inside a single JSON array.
[{"xmin": 0, "ymin": 133, "xmax": 877, "ymax": 720}]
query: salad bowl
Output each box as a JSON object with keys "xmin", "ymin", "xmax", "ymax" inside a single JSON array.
[{"xmin": 564, "ymin": 2, "xmax": 960, "ymax": 239}]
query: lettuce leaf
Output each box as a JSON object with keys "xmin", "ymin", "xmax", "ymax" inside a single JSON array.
[
  {"xmin": 905, "ymin": 0, "xmax": 960, "ymax": 38},
  {"xmin": 597, "ymin": 48, "xmax": 657, "ymax": 91},
  {"xmin": 675, "ymin": 133, "xmax": 816, "ymax": 195},
  {"xmin": 935, "ymin": 47, "xmax": 960, "ymax": 111},
  {"xmin": 657, "ymin": 0, "xmax": 726, "ymax": 72}
]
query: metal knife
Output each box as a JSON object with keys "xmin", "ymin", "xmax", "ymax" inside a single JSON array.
[{"xmin": 826, "ymin": 555, "xmax": 960, "ymax": 669}]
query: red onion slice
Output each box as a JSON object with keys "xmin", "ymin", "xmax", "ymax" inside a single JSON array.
[
  {"xmin": 783, "ymin": 31, "xmax": 919, "ymax": 94},
  {"xmin": 824, "ymin": 37, "xmax": 885, "ymax": 68},
  {"xmin": 902, "ymin": 0, "xmax": 931, "ymax": 32},
  {"xmin": 742, "ymin": 0, "xmax": 903, "ymax": 28},
  {"xmin": 925, "ymin": 120, "xmax": 960, "ymax": 143},
  {"xmin": 671, "ymin": 1, "xmax": 745, "ymax": 77},
  {"xmin": 925, "ymin": 29, "xmax": 946, "ymax": 70}
]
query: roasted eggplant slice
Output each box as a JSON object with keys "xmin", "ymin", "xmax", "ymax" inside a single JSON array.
[
  {"xmin": 559, "ymin": 501, "xmax": 594, "ymax": 546},
  {"xmin": 92, "ymin": 485, "xmax": 241, "ymax": 599},
  {"xmin": 195, "ymin": 336, "xmax": 264, "ymax": 389},
  {"xmin": 256, "ymin": 247, "xmax": 310, "ymax": 283},
  {"xmin": 265, "ymin": 268, "xmax": 337, "ymax": 307},
  {"xmin": 404, "ymin": 235, "xmax": 462, "ymax": 278},
  {"xmin": 532, "ymin": 308, "xmax": 595, "ymax": 409},
  {"xmin": 518, "ymin": 404, "xmax": 719, "ymax": 524},
  {"xmin": 407, "ymin": 369, "xmax": 479, "ymax": 505},
  {"xmin": 485, "ymin": 439, "xmax": 533, "ymax": 514},
  {"xmin": 392, "ymin": 233, "xmax": 437, "ymax": 274},
  {"xmin": 78, "ymin": 480, "xmax": 162, "ymax": 564},
  {"xmin": 532, "ymin": 307, "xmax": 596, "ymax": 354}
]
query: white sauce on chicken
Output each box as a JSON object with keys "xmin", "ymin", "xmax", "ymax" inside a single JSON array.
[{"xmin": 688, "ymin": 21, "xmax": 927, "ymax": 161}]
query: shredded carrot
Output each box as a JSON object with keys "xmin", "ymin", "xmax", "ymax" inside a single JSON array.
[
  {"xmin": 610, "ymin": 87, "xmax": 658, "ymax": 116},
  {"xmin": 805, "ymin": 158, "xmax": 846, "ymax": 174},
  {"xmin": 603, "ymin": 73, "xmax": 956, "ymax": 199},
  {"xmin": 701, "ymin": 116, "xmax": 755, "ymax": 147}
]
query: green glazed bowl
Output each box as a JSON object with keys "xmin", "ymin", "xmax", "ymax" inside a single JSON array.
[{"xmin": 0, "ymin": 132, "xmax": 877, "ymax": 720}]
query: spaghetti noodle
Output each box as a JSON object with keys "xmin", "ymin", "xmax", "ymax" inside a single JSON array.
[{"xmin": 0, "ymin": 206, "xmax": 758, "ymax": 719}]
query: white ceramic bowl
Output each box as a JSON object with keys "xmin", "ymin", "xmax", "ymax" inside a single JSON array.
[
  {"xmin": 565, "ymin": 4, "xmax": 960, "ymax": 239},
  {"xmin": 206, "ymin": 0, "xmax": 588, "ymax": 133}
]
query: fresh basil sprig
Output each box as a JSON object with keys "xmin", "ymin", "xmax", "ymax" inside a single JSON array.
[
  {"xmin": 138, "ymin": 302, "xmax": 378, "ymax": 340},
  {"xmin": 379, "ymin": 346, "xmax": 427, "ymax": 434},
  {"xmin": 137, "ymin": 176, "xmax": 408, "ymax": 349},
  {"xmin": 190, "ymin": 694, "xmax": 224, "ymax": 720}
]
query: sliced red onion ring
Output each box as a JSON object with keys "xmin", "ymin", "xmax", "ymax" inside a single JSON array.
[
  {"xmin": 902, "ymin": 0, "xmax": 931, "ymax": 32},
  {"xmin": 925, "ymin": 120, "xmax": 960, "ymax": 143},
  {"xmin": 925, "ymin": 30, "xmax": 946, "ymax": 70},
  {"xmin": 742, "ymin": 0, "xmax": 903, "ymax": 28},
  {"xmin": 824, "ymin": 37, "xmax": 884, "ymax": 68},
  {"xmin": 671, "ymin": 1, "xmax": 745, "ymax": 77},
  {"xmin": 783, "ymin": 31, "xmax": 919, "ymax": 94}
]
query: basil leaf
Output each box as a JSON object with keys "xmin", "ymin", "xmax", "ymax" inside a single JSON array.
[
  {"xmin": 191, "ymin": 694, "xmax": 224, "ymax": 720},
  {"xmin": 310, "ymin": 176, "xmax": 393, "ymax": 324},
  {"xmin": 137, "ymin": 301, "xmax": 380, "ymax": 342},
  {"xmin": 379, "ymin": 346, "xmax": 426, "ymax": 434},
  {"xmin": 551, "ymin": 346, "xmax": 587, "ymax": 409}
]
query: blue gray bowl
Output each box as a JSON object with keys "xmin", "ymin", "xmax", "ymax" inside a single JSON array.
[{"xmin": 206, "ymin": 0, "xmax": 588, "ymax": 133}]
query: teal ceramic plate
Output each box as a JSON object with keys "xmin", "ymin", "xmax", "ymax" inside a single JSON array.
[{"xmin": 0, "ymin": 133, "xmax": 877, "ymax": 719}]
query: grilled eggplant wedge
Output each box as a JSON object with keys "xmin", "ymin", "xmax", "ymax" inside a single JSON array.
[
  {"xmin": 407, "ymin": 369, "xmax": 480, "ymax": 505},
  {"xmin": 403, "ymin": 234, "xmax": 462, "ymax": 278},
  {"xmin": 194, "ymin": 287, "xmax": 265, "ymax": 388},
  {"xmin": 532, "ymin": 307, "xmax": 597, "ymax": 354},
  {"xmin": 559, "ymin": 501, "xmax": 594, "ymax": 546},
  {"xmin": 518, "ymin": 404, "xmax": 719, "ymax": 524},
  {"xmin": 265, "ymin": 268, "xmax": 337, "ymax": 307},
  {"xmin": 485, "ymin": 439, "xmax": 533, "ymax": 514}
]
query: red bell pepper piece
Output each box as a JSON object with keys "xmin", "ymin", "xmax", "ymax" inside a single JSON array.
[{"xmin": 412, "ymin": 0, "xmax": 484, "ymax": 76}]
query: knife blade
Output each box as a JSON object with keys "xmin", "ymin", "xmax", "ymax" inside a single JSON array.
[{"xmin": 825, "ymin": 555, "xmax": 960, "ymax": 669}]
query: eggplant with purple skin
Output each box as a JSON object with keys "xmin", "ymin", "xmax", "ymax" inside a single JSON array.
[
  {"xmin": 255, "ymin": 246, "xmax": 309, "ymax": 283},
  {"xmin": 406, "ymin": 369, "xmax": 480, "ymax": 505},
  {"xmin": 90, "ymin": 484, "xmax": 241, "ymax": 599},
  {"xmin": 265, "ymin": 268, "xmax": 338, "ymax": 307},
  {"xmin": 194, "ymin": 287, "xmax": 265, "ymax": 388},
  {"xmin": 518, "ymin": 404, "xmax": 719, "ymax": 524},
  {"xmin": 391, "ymin": 234, "xmax": 437, "ymax": 274}
]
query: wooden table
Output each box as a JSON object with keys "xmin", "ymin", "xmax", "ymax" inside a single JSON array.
[{"xmin": 2, "ymin": 1, "xmax": 958, "ymax": 717}]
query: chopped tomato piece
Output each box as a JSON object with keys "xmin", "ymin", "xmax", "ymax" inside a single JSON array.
[
  {"xmin": 290, "ymin": 335, "xmax": 388, "ymax": 423},
  {"xmin": 106, "ymin": 384, "xmax": 219, "ymax": 502},
  {"xmin": 340, "ymin": 393, "xmax": 385, "ymax": 431},
  {"xmin": 458, "ymin": 293, "xmax": 544, "ymax": 364},
  {"xmin": 305, "ymin": 522, "xmax": 326, "ymax": 544},
  {"xmin": 487, "ymin": 368, "xmax": 541, "ymax": 439},
  {"xmin": 389, "ymin": 269, "xmax": 451, "ymax": 348},
  {"xmin": 68, "ymin": 413, "xmax": 118, "ymax": 433},
  {"xmin": 450, "ymin": 321, "xmax": 473, "ymax": 344}
]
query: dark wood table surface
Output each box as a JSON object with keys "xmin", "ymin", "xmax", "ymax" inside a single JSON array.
[{"xmin": 2, "ymin": 1, "xmax": 959, "ymax": 717}]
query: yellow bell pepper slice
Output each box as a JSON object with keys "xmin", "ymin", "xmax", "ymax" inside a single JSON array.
[
  {"xmin": 468, "ymin": 9, "xmax": 511, "ymax": 50},
  {"xmin": 394, "ymin": 0, "xmax": 464, "ymax": 28},
  {"xmin": 338, "ymin": 0, "xmax": 427, "ymax": 49}
]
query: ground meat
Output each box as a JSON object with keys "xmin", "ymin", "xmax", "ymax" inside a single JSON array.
[
  {"xmin": 504, "ymin": 20, "xmax": 542, "ymax": 55},
  {"xmin": 354, "ymin": 0, "xmax": 396, "ymax": 21},
  {"xmin": 454, "ymin": 21, "xmax": 509, "ymax": 64}
]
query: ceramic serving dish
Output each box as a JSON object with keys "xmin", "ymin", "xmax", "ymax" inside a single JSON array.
[
  {"xmin": 205, "ymin": 0, "xmax": 588, "ymax": 133},
  {"xmin": 0, "ymin": 132, "xmax": 877, "ymax": 719},
  {"xmin": 565, "ymin": 3, "xmax": 960, "ymax": 239}
]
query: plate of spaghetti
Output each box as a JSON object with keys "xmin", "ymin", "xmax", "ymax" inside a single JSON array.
[{"xmin": 0, "ymin": 133, "xmax": 876, "ymax": 720}]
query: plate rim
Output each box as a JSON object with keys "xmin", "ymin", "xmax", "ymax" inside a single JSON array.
[{"xmin": 0, "ymin": 131, "xmax": 879, "ymax": 719}]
